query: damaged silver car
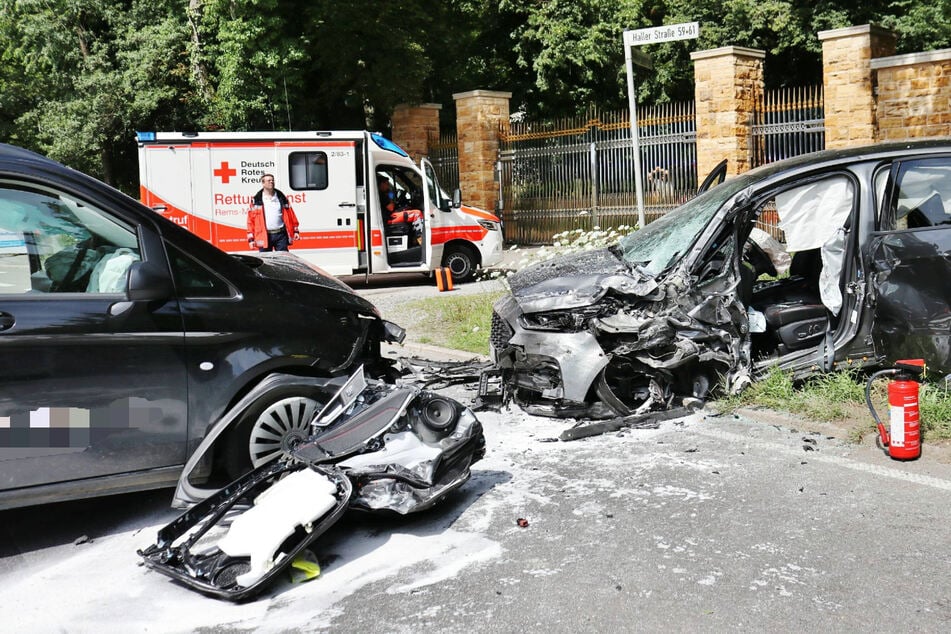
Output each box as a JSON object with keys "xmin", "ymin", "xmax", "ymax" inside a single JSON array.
[
  {"xmin": 491, "ymin": 141, "xmax": 951, "ymax": 418},
  {"xmin": 139, "ymin": 366, "xmax": 485, "ymax": 600}
]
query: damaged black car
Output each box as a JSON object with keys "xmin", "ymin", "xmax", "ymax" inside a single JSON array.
[
  {"xmin": 491, "ymin": 141, "xmax": 951, "ymax": 418},
  {"xmin": 0, "ymin": 144, "xmax": 404, "ymax": 510}
]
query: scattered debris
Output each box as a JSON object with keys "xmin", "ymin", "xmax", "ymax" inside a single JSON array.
[
  {"xmin": 516, "ymin": 518, "xmax": 529, "ymax": 528},
  {"xmin": 139, "ymin": 367, "xmax": 485, "ymax": 601},
  {"xmin": 559, "ymin": 407, "xmax": 689, "ymax": 441}
]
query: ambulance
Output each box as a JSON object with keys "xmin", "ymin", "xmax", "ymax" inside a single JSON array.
[{"xmin": 135, "ymin": 130, "xmax": 503, "ymax": 281}]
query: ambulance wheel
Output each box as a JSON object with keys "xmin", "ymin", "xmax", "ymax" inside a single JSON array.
[
  {"xmin": 222, "ymin": 389, "xmax": 323, "ymax": 479},
  {"xmin": 442, "ymin": 245, "xmax": 477, "ymax": 283}
]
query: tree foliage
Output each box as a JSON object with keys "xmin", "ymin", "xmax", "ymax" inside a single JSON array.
[{"xmin": 1, "ymin": 0, "xmax": 949, "ymax": 193}]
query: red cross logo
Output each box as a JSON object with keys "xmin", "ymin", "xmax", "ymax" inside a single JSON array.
[{"xmin": 213, "ymin": 161, "xmax": 237, "ymax": 184}]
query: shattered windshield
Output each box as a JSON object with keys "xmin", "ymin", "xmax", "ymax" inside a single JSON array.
[{"xmin": 617, "ymin": 181, "xmax": 740, "ymax": 275}]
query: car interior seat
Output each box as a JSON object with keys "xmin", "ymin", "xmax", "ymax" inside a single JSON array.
[{"xmin": 751, "ymin": 248, "xmax": 827, "ymax": 354}]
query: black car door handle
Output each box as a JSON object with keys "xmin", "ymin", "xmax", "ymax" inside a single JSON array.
[{"xmin": 0, "ymin": 312, "xmax": 15, "ymax": 331}]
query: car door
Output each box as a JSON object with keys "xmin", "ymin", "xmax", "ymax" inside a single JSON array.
[
  {"xmin": 0, "ymin": 179, "xmax": 188, "ymax": 490},
  {"xmin": 868, "ymin": 156, "xmax": 951, "ymax": 373}
]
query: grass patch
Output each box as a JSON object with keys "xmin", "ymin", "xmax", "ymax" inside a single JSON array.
[
  {"xmin": 717, "ymin": 366, "xmax": 951, "ymax": 442},
  {"xmin": 407, "ymin": 290, "xmax": 505, "ymax": 355}
]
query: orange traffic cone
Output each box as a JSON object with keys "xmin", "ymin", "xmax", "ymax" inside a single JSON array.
[{"xmin": 435, "ymin": 267, "xmax": 454, "ymax": 292}]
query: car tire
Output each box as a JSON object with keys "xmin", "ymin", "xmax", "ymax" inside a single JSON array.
[
  {"xmin": 223, "ymin": 388, "xmax": 324, "ymax": 480},
  {"xmin": 442, "ymin": 245, "xmax": 478, "ymax": 283}
]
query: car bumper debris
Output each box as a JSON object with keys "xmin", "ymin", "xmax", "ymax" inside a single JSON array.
[{"xmin": 139, "ymin": 367, "xmax": 484, "ymax": 601}]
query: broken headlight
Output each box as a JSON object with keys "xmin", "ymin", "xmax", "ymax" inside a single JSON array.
[{"xmin": 519, "ymin": 307, "xmax": 599, "ymax": 332}]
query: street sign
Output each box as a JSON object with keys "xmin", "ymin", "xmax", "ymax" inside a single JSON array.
[
  {"xmin": 624, "ymin": 22, "xmax": 700, "ymax": 47},
  {"xmin": 622, "ymin": 21, "xmax": 700, "ymax": 229}
]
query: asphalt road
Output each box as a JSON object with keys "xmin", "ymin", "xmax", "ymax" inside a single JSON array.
[{"xmin": 3, "ymin": 388, "xmax": 951, "ymax": 632}]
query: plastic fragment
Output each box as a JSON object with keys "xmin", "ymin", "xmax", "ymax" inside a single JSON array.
[{"xmin": 289, "ymin": 549, "xmax": 322, "ymax": 584}]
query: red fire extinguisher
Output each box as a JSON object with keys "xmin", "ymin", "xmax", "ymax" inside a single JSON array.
[{"xmin": 865, "ymin": 359, "xmax": 926, "ymax": 461}]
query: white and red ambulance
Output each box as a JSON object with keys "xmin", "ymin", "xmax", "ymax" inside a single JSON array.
[{"xmin": 135, "ymin": 130, "xmax": 503, "ymax": 281}]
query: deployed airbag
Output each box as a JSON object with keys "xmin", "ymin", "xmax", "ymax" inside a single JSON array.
[{"xmin": 776, "ymin": 176, "xmax": 852, "ymax": 252}]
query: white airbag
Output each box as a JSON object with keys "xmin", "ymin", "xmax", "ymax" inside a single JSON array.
[{"xmin": 775, "ymin": 177, "xmax": 853, "ymax": 252}]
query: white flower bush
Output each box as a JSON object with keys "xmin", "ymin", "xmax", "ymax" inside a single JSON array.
[{"xmin": 481, "ymin": 224, "xmax": 637, "ymax": 286}]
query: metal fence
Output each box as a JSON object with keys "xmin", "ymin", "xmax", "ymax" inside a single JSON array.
[
  {"xmin": 497, "ymin": 104, "xmax": 698, "ymax": 244},
  {"xmin": 750, "ymin": 85, "xmax": 825, "ymax": 240},
  {"xmin": 428, "ymin": 88, "xmax": 824, "ymax": 245},
  {"xmin": 427, "ymin": 130, "xmax": 459, "ymax": 192},
  {"xmin": 751, "ymin": 85, "xmax": 825, "ymax": 168}
]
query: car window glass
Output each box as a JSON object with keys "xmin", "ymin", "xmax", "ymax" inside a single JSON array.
[
  {"xmin": 168, "ymin": 247, "xmax": 233, "ymax": 298},
  {"xmin": 617, "ymin": 181, "xmax": 736, "ymax": 276},
  {"xmin": 0, "ymin": 184, "xmax": 139, "ymax": 294},
  {"xmin": 887, "ymin": 158, "xmax": 951, "ymax": 230},
  {"xmin": 424, "ymin": 162, "xmax": 450, "ymax": 210},
  {"xmin": 288, "ymin": 152, "xmax": 328, "ymax": 190}
]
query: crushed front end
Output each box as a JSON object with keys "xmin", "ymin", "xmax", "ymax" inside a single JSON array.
[{"xmin": 490, "ymin": 246, "xmax": 752, "ymax": 419}]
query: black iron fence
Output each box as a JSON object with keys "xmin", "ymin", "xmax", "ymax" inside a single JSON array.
[
  {"xmin": 751, "ymin": 85, "xmax": 825, "ymax": 168},
  {"xmin": 497, "ymin": 104, "xmax": 698, "ymax": 244}
]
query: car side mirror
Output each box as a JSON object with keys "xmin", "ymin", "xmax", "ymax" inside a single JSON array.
[
  {"xmin": 451, "ymin": 188, "xmax": 462, "ymax": 209},
  {"xmin": 127, "ymin": 260, "xmax": 174, "ymax": 301}
]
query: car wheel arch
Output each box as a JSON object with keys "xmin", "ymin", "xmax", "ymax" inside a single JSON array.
[{"xmin": 173, "ymin": 371, "xmax": 346, "ymax": 507}]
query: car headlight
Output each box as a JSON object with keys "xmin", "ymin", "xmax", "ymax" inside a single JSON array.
[
  {"xmin": 520, "ymin": 309, "xmax": 592, "ymax": 332},
  {"xmin": 477, "ymin": 219, "xmax": 499, "ymax": 231}
]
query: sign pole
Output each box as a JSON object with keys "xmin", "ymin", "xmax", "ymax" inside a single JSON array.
[
  {"xmin": 623, "ymin": 22, "xmax": 699, "ymax": 230},
  {"xmin": 624, "ymin": 42, "xmax": 646, "ymax": 230}
]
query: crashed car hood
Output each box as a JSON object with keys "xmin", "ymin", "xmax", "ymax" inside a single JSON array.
[
  {"xmin": 233, "ymin": 252, "xmax": 379, "ymax": 315},
  {"xmin": 235, "ymin": 252, "xmax": 357, "ymax": 294},
  {"xmin": 506, "ymin": 247, "xmax": 660, "ymax": 313}
]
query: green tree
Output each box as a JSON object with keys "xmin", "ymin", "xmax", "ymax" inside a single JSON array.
[
  {"xmin": 500, "ymin": 0, "xmax": 951, "ymax": 116},
  {"xmin": 0, "ymin": 0, "xmax": 195, "ymax": 191}
]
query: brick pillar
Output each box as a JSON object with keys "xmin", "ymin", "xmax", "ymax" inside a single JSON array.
[
  {"xmin": 391, "ymin": 103, "xmax": 442, "ymax": 163},
  {"xmin": 453, "ymin": 90, "xmax": 511, "ymax": 211},
  {"xmin": 691, "ymin": 46, "xmax": 765, "ymax": 180},
  {"xmin": 819, "ymin": 25, "xmax": 896, "ymax": 148}
]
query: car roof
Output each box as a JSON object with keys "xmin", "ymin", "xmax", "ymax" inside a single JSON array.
[
  {"xmin": 0, "ymin": 143, "xmax": 58, "ymax": 164},
  {"xmin": 747, "ymin": 138, "xmax": 951, "ymax": 178}
]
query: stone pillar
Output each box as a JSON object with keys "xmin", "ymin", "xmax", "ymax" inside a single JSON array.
[
  {"xmin": 819, "ymin": 25, "xmax": 896, "ymax": 148},
  {"xmin": 691, "ymin": 46, "xmax": 765, "ymax": 179},
  {"xmin": 391, "ymin": 103, "xmax": 442, "ymax": 163},
  {"xmin": 453, "ymin": 90, "xmax": 511, "ymax": 211}
]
